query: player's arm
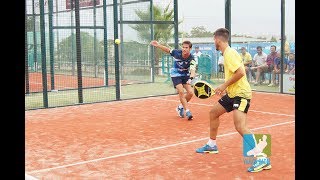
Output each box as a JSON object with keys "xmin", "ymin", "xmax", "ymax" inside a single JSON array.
[
  {"xmin": 189, "ymin": 59, "xmax": 197, "ymax": 78},
  {"xmin": 150, "ymin": 40, "xmax": 171, "ymax": 54},
  {"xmin": 218, "ymin": 53, "xmax": 245, "ymax": 92},
  {"xmin": 223, "ymin": 66, "xmax": 246, "ymax": 88}
]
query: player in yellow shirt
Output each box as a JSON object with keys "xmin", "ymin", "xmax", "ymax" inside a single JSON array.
[{"xmin": 195, "ymin": 28, "xmax": 271, "ymax": 172}]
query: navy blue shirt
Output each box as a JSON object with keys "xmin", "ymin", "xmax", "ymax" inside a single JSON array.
[{"xmin": 169, "ymin": 49, "xmax": 195, "ymax": 77}]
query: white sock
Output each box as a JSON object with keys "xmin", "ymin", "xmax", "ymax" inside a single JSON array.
[
  {"xmin": 185, "ymin": 109, "xmax": 190, "ymax": 112},
  {"xmin": 207, "ymin": 138, "xmax": 216, "ymax": 147},
  {"xmin": 178, "ymin": 104, "xmax": 183, "ymax": 109}
]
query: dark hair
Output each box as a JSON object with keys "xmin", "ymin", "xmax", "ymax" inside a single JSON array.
[
  {"xmin": 195, "ymin": 46, "xmax": 199, "ymax": 49},
  {"xmin": 213, "ymin": 28, "xmax": 230, "ymax": 42},
  {"xmin": 270, "ymin": 45, "xmax": 277, "ymax": 50},
  {"xmin": 182, "ymin": 40, "xmax": 192, "ymax": 48},
  {"xmin": 256, "ymin": 46, "xmax": 262, "ymax": 50}
]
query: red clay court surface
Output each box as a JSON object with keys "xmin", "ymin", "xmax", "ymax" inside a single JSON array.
[
  {"xmin": 25, "ymin": 91, "xmax": 295, "ymax": 179},
  {"xmin": 26, "ymin": 72, "xmax": 137, "ymax": 92}
]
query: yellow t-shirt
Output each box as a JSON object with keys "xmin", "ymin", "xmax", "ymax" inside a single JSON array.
[
  {"xmin": 223, "ymin": 46, "xmax": 252, "ymax": 99},
  {"xmin": 240, "ymin": 52, "xmax": 252, "ymax": 66}
]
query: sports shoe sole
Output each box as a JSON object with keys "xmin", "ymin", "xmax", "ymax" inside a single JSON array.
[
  {"xmin": 176, "ymin": 108, "xmax": 184, "ymax": 118},
  {"xmin": 187, "ymin": 115, "xmax": 193, "ymax": 120},
  {"xmin": 248, "ymin": 164, "xmax": 272, "ymax": 173},
  {"xmin": 197, "ymin": 150, "xmax": 219, "ymax": 154}
]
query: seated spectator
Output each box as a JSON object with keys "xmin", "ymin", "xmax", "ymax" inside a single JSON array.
[
  {"xmin": 268, "ymin": 51, "xmax": 288, "ymax": 87},
  {"xmin": 285, "ymin": 52, "xmax": 295, "ymax": 75},
  {"xmin": 250, "ymin": 46, "xmax": 268, "ymax": 86},
  {"xmin": 239, "ymin": 47, "xmax": 254, "ymax": 82},
  {"xmin": 265, "ymin": 45, "xmax": 277, "ymax": 83}
]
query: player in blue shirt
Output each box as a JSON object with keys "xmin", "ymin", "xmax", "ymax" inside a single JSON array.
[{"xmin": 150, "ymin": 40, "xmax": 197, "ymax": 120}]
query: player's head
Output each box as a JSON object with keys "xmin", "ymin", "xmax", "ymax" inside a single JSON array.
[
  {"xmin": 213, "ymin": 28, "xmax": 230, "ymax": 51},
  {"xmin": 182, "ymin": 40, "xmax": 192, "ymax": 56}
]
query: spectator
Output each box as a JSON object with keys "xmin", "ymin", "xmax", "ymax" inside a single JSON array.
[
  {"xmin": 239, "ymin": 47, "xmax": 254, "ymax": 82},
  {"xmin": 268, "ymin": 51, "xmax": 288, "ymax": 87},
  {"xmin": 250, "ymin": 46, "xmax": 268, "ymax": 86},
  {"xmin": 217, "ymin": 52, "xmax": 224, "ymax": 80},
  {"xmin": 285, "ymin": 52, "xmax": 295, "ymax": 75},
  {"xmin": 265, "ymin": 45, "xmax": 278, "ymax": 84},
  {"xmin": 280, "ymin": 35, "xmax": 290, "ymax": 58},
  {"xmin": 193, "ymin": 46, "xmax": 202, "ymax": 65}
]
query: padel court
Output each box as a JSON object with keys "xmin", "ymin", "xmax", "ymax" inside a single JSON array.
[{"xmin": 25, "ymin": 91, "xmax": 295, "ymax": 179}]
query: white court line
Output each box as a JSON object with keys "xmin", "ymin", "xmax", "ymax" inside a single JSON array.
[
  {"xmin": 151, "ymin": 97, "xmax": 295, "ymax": 117},
  {"xmin": 27, "ymin": 120, "xmax": 294, "ymax": 174},
  {"xmin": 25, "ymin": 173, "xmax": 38, "ymax": 180}
]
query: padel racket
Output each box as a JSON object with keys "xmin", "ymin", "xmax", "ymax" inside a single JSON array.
[{"xmin": 193, "ymin": 80, "xmax": 215, "ymax": 99}]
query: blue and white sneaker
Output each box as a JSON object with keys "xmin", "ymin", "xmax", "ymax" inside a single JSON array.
[
  {"xmin": 247, "ymin": 157, "xmax": 272, "ymax": 172},
  {"xmin": 176, "ymin": 106, "xmax": 184, "ymax": 118},
  {"xmin": 196, "ymin": 144, "xmax": 219, "ymax": 154},
  {"xmin": 186, "ymin": 111, "xmax": 193, "ymax": 120}
]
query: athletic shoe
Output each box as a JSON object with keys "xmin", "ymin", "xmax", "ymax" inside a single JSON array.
[
  {"xmin": 196, "ymin": 144, "xmax": 219, "ymax": 154},
  {"xmin": 176, "ymin": 106, "xmax": 184, "ymax": 118},
  {"xmin": 186, "ymin": 111, "xmax": 193, "ymax": 120},
  {"xmin": 247, "ymin": 157, "xmax": 272, "ymax": 172}
]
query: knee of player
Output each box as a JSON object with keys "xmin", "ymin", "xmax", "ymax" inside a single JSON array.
[
  {"xmin": 209, "ymin": 109, "xmax": 220, "ymax": 118},
  {"xmin": 234, "ymin": 124, "xmax": 247, "ymax": 135},
  {"xmin": 177, "ymin": 90, "xmax": 185, "ymax": 96},
  {"xmin": 186, "ymin": 91, "xmax": 193, "ymax": 97}
]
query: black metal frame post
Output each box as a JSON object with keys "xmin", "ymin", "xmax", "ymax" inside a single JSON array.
[
  {"xmin": 174, "ymin": 0, "xmax": 178, "ymax": 49},
  {"xmin": 225, "ymin": 0, "xmax": 231, "ymax": 45},
  {"xmin": 114, "ymin": 0, "xmax": 121, "ymax": 100},
  {"xmin": 48, "ymin": 0, "xmax": 55, "ymax": 90},
  {"xmin": 75, "ymin": 0, "xmax": 84, "ymax": 103},
  {"xmin": 280, "ymin": 0, "xmax": 285, "ymax": 93},
  {"xmin": 103, "ymin": 0, "xmax": 109, "ymax": 86},
  {"xmin": 39, "ymin": 0, "xmax": 48, "ymax": 107}
]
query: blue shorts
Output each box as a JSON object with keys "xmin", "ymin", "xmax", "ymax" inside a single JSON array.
[{"xmin": 171, "ymin": 76, "xmax": 190, "ymax": 88}]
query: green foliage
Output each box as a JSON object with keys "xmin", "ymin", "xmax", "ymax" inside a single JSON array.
[
  {"xmin": 130, "ymin": 2, "xmax": 176, "ymax": 45},
  {"xmin": 122, "ymin": 41, "xmax": 149, "ymax": 60},
  {"xmin": 26, "ymin": 16, "xmax": 34, "ymax": 32},
  {"xmin": 270, "ymin": 36, "xmax": 278, "ymax": 42},
  {"xmin": 58, "ymin": 32, "xmax": 104, "ymax": 64},
  {"xmin": 189, "ymin": 26, "xmax": 214, "ymax": 37}
]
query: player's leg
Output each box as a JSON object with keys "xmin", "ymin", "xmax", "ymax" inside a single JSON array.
[
  {"xmin": 196, "ymin": 95, "xmax": 230, "ymax": 153},
  {"xmin": 171, "ymin": 77, "xmax": 185, "ymax": 118},
  {"xmin": 232, "ymin": 96, "xmax": 252, "ymax": 138},
  {"xmin": 183, "ymin": 82, "xmax": 194, "ymax": 120},
  {"xmin": 232, "ymin": 97, "xmax": 271, "ymax": 172}
]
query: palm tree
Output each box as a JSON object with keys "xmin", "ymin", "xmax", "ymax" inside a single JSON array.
[{"xmin": 130, "ymin": 2, "xmax": 178, "ymax": 74}]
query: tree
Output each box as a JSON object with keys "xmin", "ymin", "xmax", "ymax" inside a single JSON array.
[
  {"xmin": 26, "ymin": 16, "xmax": 34, "ymax": 32},
  {"xmin": 58, "ymin": 32, "xmax": 104, "ymax": 75},
  {"xmin": 189, "ymin": 26, "xmax": 214, "ymax": 37},
  {"xmin": 130, "ymin": 2, "xmax": 179, "ymax": 75},
  {"xmin": 131, "ymin": 3, "xmax": 175, "ymax": 44},
  {"xmin": 270, "ymin": 36, "xmax": 277, "ymax": 42}
]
